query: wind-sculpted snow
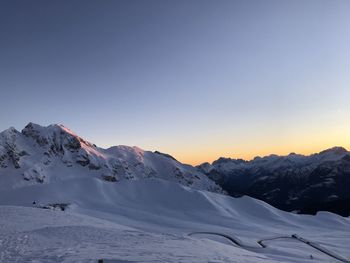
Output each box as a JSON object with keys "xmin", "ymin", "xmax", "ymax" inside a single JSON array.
[
  {"xmin": 0, "ymin": 179, "xmax": 349, "ymax": 262},
  {"xmin": 198, "ymin": 147, "xmax": 350, "ymax": 216},
  {"xmin": 0, "ymin": 123, "xmax": 221, "ymax": 192}
]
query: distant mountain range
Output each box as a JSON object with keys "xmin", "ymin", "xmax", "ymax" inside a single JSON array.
[
  {"xmin": 1, "ymin": 123, "xmax": 349, "ymax": 217},
  {"xmin": 198, "ymin": 147, "xmax": 350, "ymax": 216}
]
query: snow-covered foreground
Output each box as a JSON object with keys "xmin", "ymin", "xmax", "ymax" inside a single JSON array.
[{"xmin": 0, "ymin": 178, "xmax": 349, "ymax": 263}]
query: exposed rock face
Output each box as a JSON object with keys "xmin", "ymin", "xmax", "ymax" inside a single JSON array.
[
  {"xmin": 22, "ymin": 122, "xmax": 84, "ymax": 155},
  {"xmin": 0, "ymin": 128, "xmax": 22, "ymax": 169},
  {"xmin": 198, "ymin": 147, "xmax": 350, "ymax": 216},
  {"xmin": 0, "ymin": 123, "xmax": 222, "ymax": 193}
]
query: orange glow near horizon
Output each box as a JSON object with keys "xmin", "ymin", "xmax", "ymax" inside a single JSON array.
[
  {"xmin": 163, "ymin": 113, "xmax": 350, "ymax": 165},
  {"xmin": 99, "ymin": 110, "xmax": 350, "ymax": 166},
  {"xmin": 175, "ymin": 143, "xmax": 350, "ymax": 166},
  {"xmin": 161, "ymin": 128, "xmax": 350, "ymax": 165}
]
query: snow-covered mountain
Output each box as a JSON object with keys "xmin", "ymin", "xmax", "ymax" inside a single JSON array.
[
  {"xmin": 198, "ymin": 147, "xmax": 350, "ymax": 216},
  {"xmin": 0, "ymin": 122, "xmax": 221, "ymax": 192},
  {"xmin": 0, "ymin": 123, "xmax": 350, "ymax": 262}
]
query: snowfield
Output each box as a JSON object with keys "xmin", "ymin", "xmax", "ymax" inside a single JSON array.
[
  {"xmin": 0, "ymin": 178, "xmax": 349, "ymax": 263},
  {"xmin": 0, "ymin": 123, "xmax": 349, "ymax": 262}
]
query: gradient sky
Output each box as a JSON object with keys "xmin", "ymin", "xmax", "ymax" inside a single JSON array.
[{"xmin": 1, "ymin": 0, "xmax": 350, "ymax": 165}]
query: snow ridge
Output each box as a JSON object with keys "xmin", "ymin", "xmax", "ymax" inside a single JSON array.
[{"xmin": 0, "ymin": 123, "xmax": 221, "ymax": 192}]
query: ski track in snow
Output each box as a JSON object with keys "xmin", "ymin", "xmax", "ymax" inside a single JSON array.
[
  {"xmin": 0, "ymin": 124, "xmax": 349, "ymax": 262},
  {"xmin": 0, "ymin": 207, "xmax": 276, "ymax": 263},
  {"xmin": 0, "ymin": 179, "xmax": 349, "ymax": 262}
]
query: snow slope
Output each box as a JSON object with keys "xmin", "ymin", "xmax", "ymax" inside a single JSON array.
[
  {"xmin": 0, "ymin": 178, "xmax": 349, "ymax": 262},
  {"xmin": 0, "ymin": 123, "xmax": 349, "ymax": 262}
]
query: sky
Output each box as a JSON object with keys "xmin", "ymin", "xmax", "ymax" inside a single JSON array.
[{"xmin": 1, "ymin": 0, "xmax": 350, "ymax": 165}]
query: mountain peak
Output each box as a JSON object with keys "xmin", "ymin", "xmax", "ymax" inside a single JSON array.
[
  {"xmin": 0, "ymin": 126, "xmax": 19, "ymax": 136},
  {"xmin": 23, "ymin": 122, "xmax": 76, "ymax": 135},
  {"xmin": 319, "ymin": 146, "xmax": 347, "ymax": 155},
  {"xmin": 0, "ymin": 123, "xmax": 222, "ymax": 193},
  {"xmin": 22, "ymin": 122, "xmax": 47, "ymax": 134},
  {"xmin": 21, "ymin": 122, "xmax": 87, "ymax": 151}
]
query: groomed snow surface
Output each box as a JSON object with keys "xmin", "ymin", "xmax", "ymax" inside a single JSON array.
[{"xmin": 0, "ymin": 178, "xmax": 349, "ymax": 263}]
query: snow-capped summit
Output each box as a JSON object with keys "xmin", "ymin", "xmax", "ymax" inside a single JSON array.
[
  {"xmin": 22, "ymin": 122, "xmax": 95, "ymax": 150},
  {"xmin": 0, "ymin": 124, "xmax": 349, "ymax": 263},
  {"xmin": 0, "ymin": 123, "xmax": 222, "ymax": 193}
]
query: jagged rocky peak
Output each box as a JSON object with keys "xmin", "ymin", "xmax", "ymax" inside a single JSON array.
[
  {"xmin": 21, "ymin": 122, "xmax": 93, "ymax": 152},
  {"xmin": 1, "ymin": 126, "xmax": 19, "ymax": 135},
  {"xmin": 0, "ymin": 127, "xmax": 20, "ymax": 142},
  {"xmin": 22, "ymin": 122, "xmax": 76, "ymax": 140}
]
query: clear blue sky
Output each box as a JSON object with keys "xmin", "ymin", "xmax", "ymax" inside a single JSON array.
[{"xmin": 1, "ymin": 0, "xmax": 350, "ymax": 164}]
